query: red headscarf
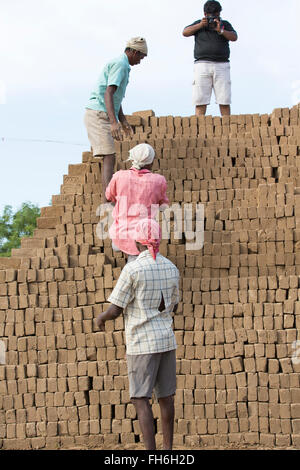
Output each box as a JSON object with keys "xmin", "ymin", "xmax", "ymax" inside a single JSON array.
[{"xmin": 135, "ymin": 218, "xmax": 162, "ymax": 260}]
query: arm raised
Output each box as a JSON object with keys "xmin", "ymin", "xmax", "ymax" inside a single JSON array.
[{"xmin": 182, "ymin": 18, "xmax": 207, "ymax": 37}]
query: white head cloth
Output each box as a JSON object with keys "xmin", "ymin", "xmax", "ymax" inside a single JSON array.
[
  {"xmin": 127, "ymin": 143, "xmax": 155, "ymax": 170},
  {"xmin": 126, "ymin": 37, "xmax": 148, "ymax": 55}
]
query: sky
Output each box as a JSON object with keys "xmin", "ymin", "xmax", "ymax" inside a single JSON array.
[{"xmin": 1, "ymin": 0, "xmax": 300, "ymax": 214}]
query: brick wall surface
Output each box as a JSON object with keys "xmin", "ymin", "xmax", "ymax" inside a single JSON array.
[{"xmin": 0, "ymin": 105, "xmax": 300, "ymax": 449}]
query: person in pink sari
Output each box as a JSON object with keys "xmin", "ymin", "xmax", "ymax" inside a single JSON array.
[{"xmin": 105, "ymin": 143, "xmax": 169, "ymax": 261}]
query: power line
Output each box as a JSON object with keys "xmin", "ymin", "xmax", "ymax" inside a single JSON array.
[{"xmin": 0, "ymin": 137, "xmax": 86, "ymax": 146}]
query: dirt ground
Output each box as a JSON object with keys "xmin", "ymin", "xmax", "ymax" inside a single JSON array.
[{"xmin": 62, "ymin": 442, "xmax": 294, "ymax": 451}]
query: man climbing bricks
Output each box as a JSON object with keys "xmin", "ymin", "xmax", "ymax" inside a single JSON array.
[
  {"xmin": 84, "ymin": 37, "xmax": 148, "ymax": 202},
  {"xmin": 96, "ymin": 218, "xmax": 180, "ymax": 450}
]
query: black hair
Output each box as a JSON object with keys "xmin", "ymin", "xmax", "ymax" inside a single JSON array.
[{"xmin": 204, "ymin": 1, "xmax": 222, "ymax": 14}]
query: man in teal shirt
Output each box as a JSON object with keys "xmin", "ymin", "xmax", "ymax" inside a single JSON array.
[{"xmin": 84, "ymin": 37, "xmax": 148, "ymax": 202}]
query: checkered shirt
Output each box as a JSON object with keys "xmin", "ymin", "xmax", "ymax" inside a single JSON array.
[{"xmin": 108, "ymin": 251, "xmax": 180, "ymax": 355}]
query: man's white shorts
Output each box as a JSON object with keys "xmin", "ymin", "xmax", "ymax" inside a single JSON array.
[{"xmin": 192, "ymin": 61, "xmax": 231, "ymax": 106}]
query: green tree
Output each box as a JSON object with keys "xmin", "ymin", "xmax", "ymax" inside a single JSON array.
[{"xmin": 0, "ymin": 202, "xmax": 40, "ymax": 257}]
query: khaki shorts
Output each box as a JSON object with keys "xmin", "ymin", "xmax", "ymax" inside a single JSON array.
[
  {"xmin": 127, "ymin": 349, "xmax": 176, "ymax": 399},
  {"xmin": 193, "ymin": 61, "xmax": 231, "ymax": 105},
  {"xmin": 84, "ymin": 108, "xmax": 115, "ymax": 156}
]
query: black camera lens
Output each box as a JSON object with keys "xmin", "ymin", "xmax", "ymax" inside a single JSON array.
[{"xmin": 207, "ymin": 15, "xmax": 217, "ymax": 29}]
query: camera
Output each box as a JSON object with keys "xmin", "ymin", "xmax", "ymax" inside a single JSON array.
[{"xmin": 207, "ymin": 15, "xmax": 218, "ymax": 30}]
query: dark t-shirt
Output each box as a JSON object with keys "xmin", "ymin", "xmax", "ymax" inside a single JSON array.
[{"xmin": 186, "ymin": 19, "xmax": 236, "ymax": 62}]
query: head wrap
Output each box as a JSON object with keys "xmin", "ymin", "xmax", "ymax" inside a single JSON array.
[
  {"xmin": 127, "ymin": 143, "xmax": 155, "ymax": 170},
  {"xmin": 126, "ymin": 37, "xmax": 148, "ymax": 55},
  {"xmin": 135, "ymin": 218, "xmax": 162, "ymax": 260}
]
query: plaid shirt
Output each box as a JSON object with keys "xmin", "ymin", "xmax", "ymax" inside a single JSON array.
[{"xmin": 108, "ymin": 251, "xmax": 180, "ymax": 355}]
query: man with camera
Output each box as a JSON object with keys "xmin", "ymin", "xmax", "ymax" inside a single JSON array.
[{"xmin": 183, "ymin": 1, "xmax": 237, "ymax": 116}]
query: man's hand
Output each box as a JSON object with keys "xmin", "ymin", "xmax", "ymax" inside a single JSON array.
[
  {"xmin": 96, "ymin": 313, "xmax": 106, "ymax": 331},
  {"xmin": 110, "ymin": 122, "xmax": 123, "ymax": 141},
  {"xmin": 120, "ymin": 120, "xmax": 134, "ymax": 139},
  {"xmin": 199, "ymin": 17, "xmax": 208, "ymax": 29},
  {"xmin": 214, "ymin": 21, "xmax": 237, "ymax": 41},
  {"xmin": 183, "ymin": 18, "xmax": 207, "ymax": 37},
  {"xmin": 214, "ymin": 19, "xmax": 223, "ymax": 34},
  {"xmin": 96, "ymin": 304, "xmax": 123, "ymax": 331}
]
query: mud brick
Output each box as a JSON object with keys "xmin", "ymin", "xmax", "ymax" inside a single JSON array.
[
  {"xmin": 216, "ymin": 390, "xmax": 226, "ymax": 403},
  {"xmin": 104, "ymin": 375, "xmax": 114, "ymax": 390},
  {"xmin": 264, "ymin": 382, "xmax": 277, "ymax": 402},
  {"xmin": 85, "ymin": 362, "xmax": 97, "ymax": 379},
  {"xmin": 258, "ymin": 415, "xmax": 270, "ymax": 433},
  {"xmin": 290, "ymin": 375, "xmax": 300, "ymax": 389},
  {"xmin": 0, "ymin": 296, "xmax": 9, "ymax": 309},
  {"xmin": 275, "ymin": 434, "xmax": 291, "ymax": 447},
  {"xmin": 291, "ymin": 389, "xmax": 300, "ymax": 403},
  {"xmin": 268, "ymin": 418, "xmax": 281, "ymax": 434},
  {"xmin": 219, "ymin": 359, "xmax": 232, "ymax": 374},
  {"xmin": 280, "ymin": 358, "xmax": 294, "ymax": 373},
  {"xmin": 279, "ymin": 389, "xmax": 291, "ymax": 404},
  {"xmin": 77, "ymin": 420, "xmax": 89, "ymax": 436},
  {"xmin": 73, "ymin": 391, "xmax": 86, "ymax": 406},
  {"xmin": 182, "ymin": 390, "xmax": 193, "ymax": 407},
  {"xmin": 291, "ymin": 433, "xmax": 300, "ymax": 449},
  {"xmin": 99, "ymin": 418, "xmax": 112, "ymax": 434},
  {"xmin": 107, "ymin": 390, "xmax": 120, "ymax": 405},
  {"xmin": 223, "ymin": 402, "xmax": 238, "ymax": 420},
  {"xmin": 45, "ymin": 407, "xmax": 58, "ymax": 423},
  {"xmin": 64, "ymin": 420, "xmax": 78, "ymax": 437},
  {"xmin": 291, "ymin": 405, "xmax": 300, "ymax": 419}
]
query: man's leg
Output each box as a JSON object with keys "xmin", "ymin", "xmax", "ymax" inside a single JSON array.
[
  {"xmin": 102, "ymin": 154, "xmax": 115, "ymax": 202},
  {"xmin": 155, "ymin": 350, "xmax": 176, "ymax": 450},
  {"xmin": 84, "ymin": 109, "xmax": 116, "ymax": 203},
  {"xmin": 214, "ymin": 63, "xmax": 231, "ymax": 118},
  {"xmin": 219, "ymin": 104, "xmax": 231, "ymax": 116},
  {"xmin": 195, "ymin": 105, "xmax": 207, "ymax": 116},
  {"xmin": 131, "ymin": 398, "xmax": 156, "ymax": 450},
  {"xmin": 158, "ymin": 395, "xmax": 174, "ymax": 450},
  {"xmin": 193, "ymin": 63, "xmax": 212, "ymax": 117}
]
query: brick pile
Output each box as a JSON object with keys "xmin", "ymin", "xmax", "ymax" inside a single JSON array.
[{"xmin": 0, "ymin": 106, "xmax": 300, "ymax": 449}]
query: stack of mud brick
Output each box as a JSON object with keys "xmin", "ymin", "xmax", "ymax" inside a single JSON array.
[{"xmin": 0, "ymin": 105, "xmax": 300, "ymax": 449}]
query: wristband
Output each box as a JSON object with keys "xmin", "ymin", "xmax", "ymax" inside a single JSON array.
[{"xmin": 218, "ymin": 27, "xmax": 224, "ymax": 35}]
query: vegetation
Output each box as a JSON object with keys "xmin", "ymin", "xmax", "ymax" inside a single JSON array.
[{"xmin": 0, "ymin": 202, "xmax": 40, "ymax": 257}]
